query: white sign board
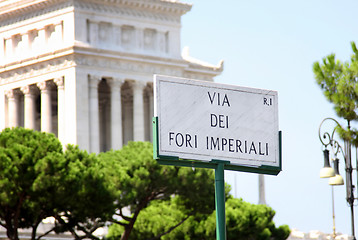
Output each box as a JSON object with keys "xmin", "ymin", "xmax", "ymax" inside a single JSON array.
[{"xmin": 154, "ymin": 75, "xmax": 280, "ymax": 170}]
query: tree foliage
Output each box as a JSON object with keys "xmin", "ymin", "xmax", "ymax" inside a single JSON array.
[
  {"xmin": 0, "ymin": 129, "xmax": 289, "ymax": 240},
  {"xmin": 313, "ymin": 42, "xmax": 358, "ymax": 145},
  {"xmin": 104, "ymin": 142, "xmax": 289, "ymax": 239},
  {"xmin": 52, "ymin": 145, "xmax": 115, "ymax": 240},
  {"xmin": 0, "ymin": 127, "xmax": 63, "ymax": 240},
  {"xmin": 107, "ymin": 197, "xmax": 290, "ymax": 240},
  {"xmin": 98, "ymin": 141, "xmax": 217, "ymax": 240},
  {"xmin": 0, "ymin": 128, "xmax": 115, "ymax": 240}
]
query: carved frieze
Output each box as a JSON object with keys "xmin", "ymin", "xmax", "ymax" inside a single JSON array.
[
  {"xmin": 74, "ymin": 54, "xmax": 184, "ymax": 77},
  {"xmin": 0, "ymin": 51, "xmax": 218, "ymax": 86},
  {"xmin": 0, "ymin": 0, "xmax": 71, "ymax": 27},
  {"xmin": 0, "ymin": 56, "xmax": 75, "ymax": 85},
  {"xmin": 0, "ymin": 0, "xmax": 187, "ymax": 29},
  {"xmin": 183, "ymin": 73, "xmax": 212, "ymax": 82},
  {"xmin": 75, "ymin": 0, "xmax": 184, "ymax": 23}
]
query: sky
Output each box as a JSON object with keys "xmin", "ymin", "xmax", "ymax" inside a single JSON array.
[{"xmin": 180, "ymin": 0, "xmax": 358, "ymax": 236}]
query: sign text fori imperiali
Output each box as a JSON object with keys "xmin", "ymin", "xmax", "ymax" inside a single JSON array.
[{"xmin": 154, "ymin": 75, "xmax": 280, "ymax": 170}]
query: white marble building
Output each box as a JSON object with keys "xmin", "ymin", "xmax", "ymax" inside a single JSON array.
[
  {"xmin": 0, "ymin": 0, "xmax": 223, "ymax": 153},
  {"xmin": 288, "ymin": 229, "xmax": 352, "ymax": 240}
]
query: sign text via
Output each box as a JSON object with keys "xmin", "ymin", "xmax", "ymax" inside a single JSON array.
[
  {"xmin": 208, "ymin": 91, "xmax": 230, "ymax": 129},
  {"xmin": 208, "ymin": 92, "xmax": 231, "ymax": 107}
]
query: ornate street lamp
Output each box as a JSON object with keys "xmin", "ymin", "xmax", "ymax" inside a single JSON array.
[
  {"xmin": 319, "ymin": 117, "xmax": 356, "ymax": 240},
  {"xmin": 329, "ymin": 159, "xmax": 344, "ymax": 186},
  {"xmin": 319, "ymin": 149, "xmax": 335, "ymax": 178}
]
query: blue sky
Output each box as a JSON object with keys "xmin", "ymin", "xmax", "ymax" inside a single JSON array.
[{"xmin": 181, "ymin": 0, "xmax": 358, "ymax": 235}]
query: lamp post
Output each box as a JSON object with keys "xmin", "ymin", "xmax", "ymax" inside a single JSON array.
[
  {"xmin": 331, "ymin": 185, "xmax": 337, "ymax": 239},
  {"xmin": 318, "ymin": 117, "xmax": 356, "ymax": 240}
]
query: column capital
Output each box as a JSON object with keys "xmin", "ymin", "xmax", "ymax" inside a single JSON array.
[
  {"xmin": 146, "ymin": 82, "xmax": 153, "ymax": 92},
  {"xmin": 37, "ymin": 81, "xmax": 51, "ymax": 91},
  {"xmin": 88, "ymin": 74, "xmax": 101, "ymax": 88},
  {"xmin": 54, "ymin": 76, "xmax": 64, "ymax": 89},
  {"xmin": 20, "ymin": 85, "xmax": 38, "ymax": 95},
  {"xmin": 5, "ymin": 89, "xmax": 21, "ymax": 99},
  {"xmin": 6, "ymin": 89, "xmax": 20, "ymax": 128},
  {"xmin": 107, "ymin": 78, "xmax": 124, "ymax": 90},
  {"xmin": 132, "ymin": 80, "xmax": 147, "ymax": 91}
]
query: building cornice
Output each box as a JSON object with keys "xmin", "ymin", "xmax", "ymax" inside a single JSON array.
[
  {"xmin": 0, "ymin": 0, "xmax": 73, "ymax": 28},
  {"xmin": 181, "ymin": 46, "xmax": 224, "ymax": 71},
  {"xmin": 0, "ymin": 0, "xmax": 57, "ymax": 15},
  {"xmin": 0, "ymin": 45, "xmax": 221, "ymax": 85},
  {"xmin": 83, "ymin": 0, "xmax": 192, "ymax": 15},
  {"xmin": 73, "ymin": 45, "xmax": 188, "ymax": 68},
  {"xmin": 0, "ymin": 0, "xmax": 191, "ymax": 27},
  {"xmin": 72, "ymin": 46, "xmax": 222, "ymax": 77},
  {"xmin": 0, "ymin": 47, "xmax": 75, "ymax": 73},
  {"xmin": 0, "ymin": 54, "xmax": 76, "ymax": 86},
  {"xmin": 74, "ymin": 1, "xmax": 181, "ymax": 24}
]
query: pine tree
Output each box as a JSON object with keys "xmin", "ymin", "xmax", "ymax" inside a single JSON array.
[{"xmin": 313, "ymin": 42, "xmax": 358, "ymax": 145}]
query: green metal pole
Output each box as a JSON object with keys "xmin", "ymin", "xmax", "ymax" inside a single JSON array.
[{"xmin": 214, "ymin": 161, "xmax": 227, "ymax": 240}]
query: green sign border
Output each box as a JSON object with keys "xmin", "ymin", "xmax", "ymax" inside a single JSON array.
[{"xmin": 153, "ymin": 117, "xmax": 282, "ymax": 176}]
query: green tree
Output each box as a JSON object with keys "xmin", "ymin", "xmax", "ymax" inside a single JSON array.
[
  {"xmin": 223, "ymin": 198, "xmax": 290, "ymax": 240},
  {"xmin": 99, "ymin": 141, "xmax": 217, "ymax": 240},
  {"xmin": 109, "ymin": 196, "xmax": 290, "ymax": 240},
  {"xmin": 52, "ymin": 145, "xmax": 116, "ymax": 240},
  {"xmin": 107, "ymin": 197, "xmax": 190, "ymax": 240},
  {"xmin": 313, "ymin": 41, "xmax": 358, "ymax": 144},
  {"xmin": 104, "ymin": 142, "xmax": 289, "ymax": 240},
  {"xmin": 0, "ymin": 128, "xmax": 115, "ymax": 240},
  {"xmin": 0, "ymin": 127, "xmax": 64, "ymax": 240}
]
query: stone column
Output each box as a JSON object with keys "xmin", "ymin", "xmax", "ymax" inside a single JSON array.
[
  {"xmin": 136, "ymin": 27, "xmax": 143, "ymax": 50},
  {"xmin": 89, "ymin": 21, "xmax": 98, "ymax": 46},
  {"xmin": 54, "ymin": 22, "xmax": 63, "ymax": 42},
  {"xmin": 54, "ymin": 77, "xmax": 65, "ymax": 143},
  {"xmin": 88, "ymin": 75, "xmax": 101, "ymax": 153},
  {"xmin": 5, "ymin": 89, "xmax": 20, "ymax": 127},
  {"xmin": 114, "ymin": 26, "xmax": 121, "ymax": 46},
  {"xmin": 37, "ymin": 81, "xmax": 52, "ymax": 133},
  {"xmin": 0, "ymin": 37, "xmax": 4, "ymax": 60},
  {"xmin": 4, "ymin": 38, "xmax": 13, "ymax": 59},
  {"xmin": 20, "ymin": 85, "xmax": 37, "ymax": 130},
  {"xmin": 108, "ymin": 78, "xmax": 124, "ymax": 150},
  {"xmin": 158, "ymin": 31, "xmax": 166, "ymax": 53},
  {"xmin": 133, "ymin": 81, "xmax": 146, "ymax": 141},
  {"xmin": 37, "ymin": 29, "xmax": 46, "ymax": 54},
  {"xmin": 21, "ymin": 33, "xmax": 29, "ymax": 58}
]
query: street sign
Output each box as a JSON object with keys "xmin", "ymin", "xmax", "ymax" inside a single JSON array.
[{"xmin": 153, "ymin": 74, "xmax": 281, "ymax": 175}]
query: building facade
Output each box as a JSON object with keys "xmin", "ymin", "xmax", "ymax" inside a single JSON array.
[
  {"xmin": 288, "ymin": 229, "xmax": 351, "ymax": 240},
  {"xmin": 0, "ymin": 0, "xmax": 223, "ymax": 153}
]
